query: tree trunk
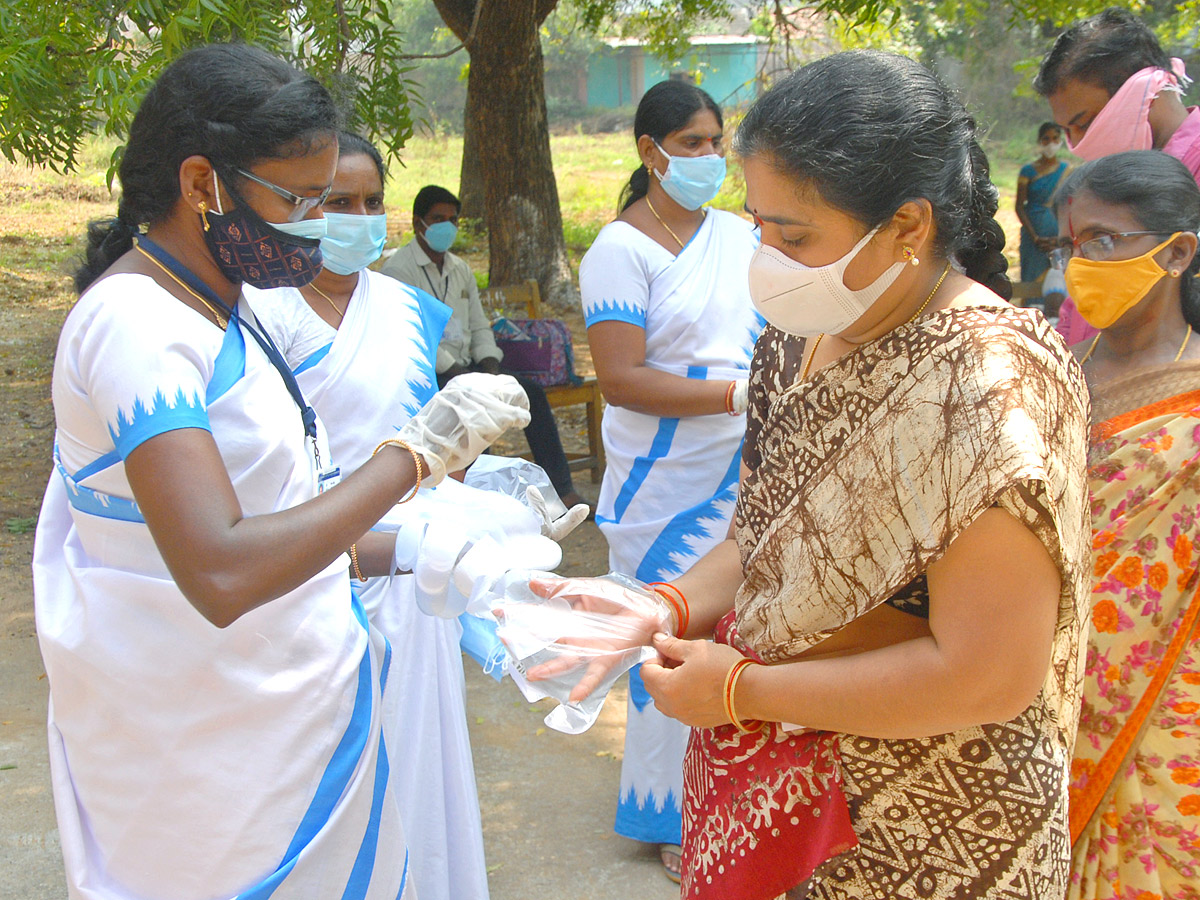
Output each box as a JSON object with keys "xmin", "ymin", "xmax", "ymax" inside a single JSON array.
[
  {"xmin": 431, "ymin": 0, "xmax": 577, "ymax": 310},
  {"xmin": 458, "ymin": 103, "xmax": 485, "ymax": 222}
]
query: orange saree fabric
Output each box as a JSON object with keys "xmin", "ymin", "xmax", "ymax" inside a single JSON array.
[{"xmin": 1070, "ymin": 372, "xmax": 1200, "ymax": 900}]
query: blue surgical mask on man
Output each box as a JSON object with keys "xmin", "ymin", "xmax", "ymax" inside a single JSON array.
[
  {"xmin": 320, "ymin": 212, "xmax": 388, "ymax": 275},
  {"xmin": 652, "ymin": 140, "xmax": 726, "ymax": 211},
  {"xmin": 422, "ymin": 219, "xmax": 458, "ymax": 253}
]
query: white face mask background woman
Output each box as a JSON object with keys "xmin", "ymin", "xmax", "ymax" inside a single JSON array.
[
  {"xmin": 246, "ymin": 133, "xmax": 584, "ymax": 900},
  {"xmin": 35, "ymin": 44, "xmax": 528, "ymax": 900},
  {"xmin": 522, "ymin": 50, "xmax": 1093, "ymax": 900}
]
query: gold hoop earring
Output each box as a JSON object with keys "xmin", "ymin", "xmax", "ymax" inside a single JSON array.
[
  {"xmin": 198, "ymin": 201, "xmax": 211, "ymax": 233},
  {"xmin": 901, "ymin": 246, "xmax": 919, "ymax": 267}
]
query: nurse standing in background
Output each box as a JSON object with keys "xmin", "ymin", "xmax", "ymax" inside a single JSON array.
[{"xmin": 578, "ymin": 80, "xmax": 762, "ymax": 882}]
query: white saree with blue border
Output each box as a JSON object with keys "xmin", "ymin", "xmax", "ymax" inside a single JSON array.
[
  {"xmin": 251, "ymin": 271, "xmax": 506, "ymax": 900},
  {"xmin": 579, "ymin": 209, "xmax": 762, "ymax": 844},
  {"xmin": 35, "ymin": 274, "xmax": 412, "ymax": 900}
]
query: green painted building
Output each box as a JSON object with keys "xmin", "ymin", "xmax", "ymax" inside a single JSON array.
[{"xmin": 586, "ymin": 36, "xmax": 765, "ymax": 110}]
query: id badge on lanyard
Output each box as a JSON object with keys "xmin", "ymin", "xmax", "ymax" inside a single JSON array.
[{"xmin": 309, "ymin": 434, "xmax": 342, "ymax": 494}]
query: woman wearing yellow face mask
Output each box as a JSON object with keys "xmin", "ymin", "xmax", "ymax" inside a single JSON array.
[{"xmin": 1050, "ymin": 150, "xmax": 1200, "ymax": 900}]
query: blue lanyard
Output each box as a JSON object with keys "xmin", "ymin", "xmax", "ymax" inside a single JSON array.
[{"xmin": 136, "ymin": 236, "xmax": 318, "ymax": 442}]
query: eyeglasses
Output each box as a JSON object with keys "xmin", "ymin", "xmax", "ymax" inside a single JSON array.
[
  {"xmin": 1049, "ymin": 231, "xmax": 1174, "ymax": 270},
  {"xmin": 233, "ymin": 167, "xmax": 332, "ymax": 222}
]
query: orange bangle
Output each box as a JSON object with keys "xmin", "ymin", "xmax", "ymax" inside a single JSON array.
[
  {"xmin": 372, "ymin": 438, "xmax": 423, "ymax": 504},
  {"xmin": 649, "ymin": 581, "xmax": 689, "ymax": 637},
  {"xmin": 724, "ymin": 380, "xmax": 737, "ymax": 415},
  {"xmin": 724, "ymin": 657, "xmax": 762, "ymax": 734},
  {"xmin": 349, "ymin": 543, "xmax": 368, "ymax": 582}
]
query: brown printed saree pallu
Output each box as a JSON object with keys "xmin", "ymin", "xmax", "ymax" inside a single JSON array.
[{"xmin": 682, "ymin": 306, "xmax": 1092, "ymax": 900}]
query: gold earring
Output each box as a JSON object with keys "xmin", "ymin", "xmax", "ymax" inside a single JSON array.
[
  {"xmin": 902, "ymin": 246, "xmax": 919, "ymax": 266},
  {"xmin": 1170, "ymin": 268, "xmax": 1182, "ymax": 278},
  {"xmin": 198, "ymin": 201, "xmax": 211, "ymax": 233}
]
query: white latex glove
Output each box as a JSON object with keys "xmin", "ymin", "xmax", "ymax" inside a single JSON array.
[
  {"xmin": 731, "ymin": 378, "xmax": 749, "ymax": 415},
  {"xmin": 526, "ymin": 485, "xmax": 589, "ymax": 541},
  {"xmin": 395, "ymin": 372, "xmax": 530, "ymax": 485}
]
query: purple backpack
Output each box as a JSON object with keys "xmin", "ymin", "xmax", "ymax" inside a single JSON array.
[{"xmin": 492, "ymin": 317, "xmax": 581, "ymax": 387}]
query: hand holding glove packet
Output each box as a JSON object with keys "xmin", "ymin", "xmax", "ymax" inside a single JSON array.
[{"xmin": 484, "ymin": 572, "xmax": 673, "ymax": 734}]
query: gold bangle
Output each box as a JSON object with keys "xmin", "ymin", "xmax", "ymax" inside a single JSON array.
[
  {"xmin": 349, "ymin": 543, "xmax": 368, "ymax": 582},
  {"xmin": 372, "ymin": 438, "xmax": 423, "ymax": 504},
  {"xmin": 724, "ymin": 658, "xmax": 762, "ymax": 734}
]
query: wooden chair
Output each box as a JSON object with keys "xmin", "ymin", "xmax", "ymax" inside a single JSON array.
[{"xmin": 481, "ymin": 280, "xmax": 605, "ymax": 483}]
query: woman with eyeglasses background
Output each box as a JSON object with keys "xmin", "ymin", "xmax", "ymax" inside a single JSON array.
[
  {"xmin": 1051, "ymin": 150, "xmax": 1200, "ymax": 900},
  {"xmin": 35, "ymin": 43, "xmax": 528, "ymax": 900}
]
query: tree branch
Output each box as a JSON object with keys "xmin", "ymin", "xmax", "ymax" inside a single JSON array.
[{"xmin": 416, "ymin": 0, "xmax": 484, "ymax": 59}]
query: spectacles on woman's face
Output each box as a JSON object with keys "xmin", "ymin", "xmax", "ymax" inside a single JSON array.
[
  {"xmin": 1048, "ymin": 231, "xmax": 1174, "ymax": 270},
  {"xmin": 234, "ymin": 167, "xmax": 333, "ymax": 222}
]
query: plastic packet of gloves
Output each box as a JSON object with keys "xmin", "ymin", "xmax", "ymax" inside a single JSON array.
[{"xmin": 485, "ymin": 570, "xmax": 671, "ymax": 734}]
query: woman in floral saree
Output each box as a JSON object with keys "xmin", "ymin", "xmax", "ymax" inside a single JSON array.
[{"xmin": 1051, "ymin": 151, "xmax": 1200, "ymax": 900}]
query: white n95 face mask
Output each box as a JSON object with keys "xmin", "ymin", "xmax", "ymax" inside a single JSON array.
[{"xmin": 747, "ymin": 226, "xmax": 905, "ymax": 338}]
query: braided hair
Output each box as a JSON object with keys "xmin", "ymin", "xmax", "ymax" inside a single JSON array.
[{"xmin": 735, "ymin": 50, "xmax": 1011, "ymax": 298}]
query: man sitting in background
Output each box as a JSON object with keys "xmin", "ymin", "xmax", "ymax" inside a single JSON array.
[{"xmin": 382, "ymin": 185, "xmax": 584, "ymax": 509}]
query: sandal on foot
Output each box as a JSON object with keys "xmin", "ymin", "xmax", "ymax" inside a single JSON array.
[{"xmin": 659, "ymin": 843, "xmax": 682, "ymax": 884}]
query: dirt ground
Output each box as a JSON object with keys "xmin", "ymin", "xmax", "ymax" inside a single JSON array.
[{"xmin": 0, "ymin": 165, "xmax": 678, "ymax": 899}]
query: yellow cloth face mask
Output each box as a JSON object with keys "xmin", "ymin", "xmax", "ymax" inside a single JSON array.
[{"xmin": 1065, "ymin": 233, "xmax": 1179, "ymax": 329}]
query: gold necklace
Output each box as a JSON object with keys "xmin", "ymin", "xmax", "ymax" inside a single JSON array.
[
  {"xmin": 307, "ymin": 282, "xmax": 346, "ymax": 322},
  {"xmin": 907, "ymin": 263, "xmax": 951, "ymax": 325},
  {"xmin": 1080, "ymin": 324, "xmax": 1193, "ymax": 365},
  {"xmin": 133, "ymin": 238, "xmax": 228, "ymax": 330},
  {"xmin": 646, "ymin": 195, "xmax": 685, "ymax": 249},
  {"xmin": 800, "ymin": 262, "xmax": 951, "ymax": 381}
]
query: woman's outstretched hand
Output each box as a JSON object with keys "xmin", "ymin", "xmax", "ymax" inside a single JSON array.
[
  {"xmin": 518, "ymin": 575, "xmax": 672, "ymax": 702},
  {"xmin": 641, "ymin": 634, "xmax": 747, "ymax": 727}
]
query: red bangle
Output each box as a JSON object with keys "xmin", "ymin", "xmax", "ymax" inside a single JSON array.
[
  {"xmin": 724, "ymin": 380, "xmax": 737, "ymax": 415},
  {"xmin": 649, "ymin": 581, "xmax": 689, "ymax": 637}
]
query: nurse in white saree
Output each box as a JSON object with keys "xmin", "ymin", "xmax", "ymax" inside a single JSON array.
[
  {"xmin": 578, "ymin": 81, "xmax": 762, "ymax": 877},
  {"xmin": 34, "ymin": 48, "xmax": 529, "ymax": 900},
  {"xmin": 249, "ymin": 134, "xmax": 585, "ymax": 900}
]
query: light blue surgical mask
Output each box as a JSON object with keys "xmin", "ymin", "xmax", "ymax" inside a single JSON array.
[
  {"xmin": 270, "ymin": 217, "xmax": 328, "ymax": 241},
  {"xmin": 652, "ymin": 140, "xmax": 726, "ymax": 211},
  {"xmin": 422, "ymin": 219, "xmax": 458, "ymax": 253},
  {"xmin": 320, "ymin": 212, "xmax": 388, "ymax": 275}
]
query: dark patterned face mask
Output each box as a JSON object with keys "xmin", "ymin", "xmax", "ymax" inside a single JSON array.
[{"xmin": 202, "ymin": 172, "xmax": 327, "ymax": 289}]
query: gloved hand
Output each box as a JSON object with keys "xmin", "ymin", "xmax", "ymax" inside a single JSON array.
[
  {"xmin": 526, "ymin": 486, "xmax": 589, "ymax": 542},
  {"xmin": 395, "ymin": 372, "xmax": 530, "ymax": 485}
]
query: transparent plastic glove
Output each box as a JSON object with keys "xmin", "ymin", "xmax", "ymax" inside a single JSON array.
[
  {"xmin": 455, "ymin": 533, "xmax": 562, "ymax": 613},
  {"xmin": 489, "ymin": 571, "xmax": 672, "ymax": 734},
  {"xmin": 463, "ymin": 456, "xmax": 588, "ymax": 539},
  {"xmin": 526, "ymin": 486, "xmax": 589, "ymax": 541},
  {"xmin": 395, "ymin": 372, "xmax": 530, "ymax": 485},
  {"xmin": 413, "ymin": 520, "xmax": 466, "ymax": 617},
  {"xmin": 731, "ymin": 378, "xmax": 749, "ymax": 415}
]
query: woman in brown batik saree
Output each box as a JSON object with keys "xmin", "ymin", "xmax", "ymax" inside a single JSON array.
[
  {"xmin": 538, "ymin": 52, "xmax": 1093, "ymax": 900},
  {"xmin": 1048, "ymin": 154, "xmax": 1200, "ymax": 900}
]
